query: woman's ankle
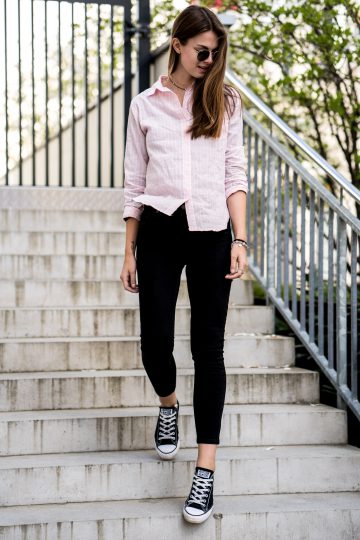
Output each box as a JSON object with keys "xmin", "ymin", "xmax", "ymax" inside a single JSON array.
[
  {"xmin": 159, "ymin": 392, "xmax": 177, "ymax": 407},
  {"xmin": 196, "ymin": 460, "xmax": 215, "ymax": 472},
  {"xmin": 196, "ymin": 443, "xmax": 217, "ymax": 472}
]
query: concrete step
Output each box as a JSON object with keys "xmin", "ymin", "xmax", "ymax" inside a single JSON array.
[
  {"xmin": 0, "ymin": 404, "xmax": 347, "ymax": 456},
  {"xmin": 0, "ymin": 208, "xmax": 125, "ymax": 232},
  {"xmin": 0, "ymin": 334, "xmax": 295, "ymax": 372},
  {"xmin": 1, "ymin": 445, "xmax": 359, "ymax": 506},
  {"xmin": 0, "ymin": 254, "xmax": 254, "ymax": 281},
  {"xmin": 0, "ymin": 186, "xmax": 124, "ymax": 213},
  {"xmin": 0, "ymin": 367, "xmax": 319, "ymax": 411},
  {"xmin": 0, "ymin": 254, "xmax": 123, "ymax": 280},
  {"xmin": 1, "ymin": 493, "xmax": 359, "ymax": 539},
  {"xmin": 0, "ymin": 277, "xmax": 254, "ymax": 307},
  {"xmin": 0, "ymin": 305, "xmax": 275, "ymax": 338},
  {"xmin": 0, "ymin": 231, "xmax": 126, "ymax": 255}
]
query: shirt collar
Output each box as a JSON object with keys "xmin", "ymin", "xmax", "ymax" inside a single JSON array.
[{"xmin": 147, "ymin": 74, "xmax": 195, "ymax": 96}]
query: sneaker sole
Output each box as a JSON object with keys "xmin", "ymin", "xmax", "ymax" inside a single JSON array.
[
  {"xmin": 182, "ymin": 505, "xmax": 213, "ymax": 524},
  {"xmin": 155, "ymin": 440, "xmax": 180, "ymax": 460}
]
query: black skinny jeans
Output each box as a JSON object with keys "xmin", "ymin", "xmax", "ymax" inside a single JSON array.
[{"xmin": 136, "ymin": 204, "xmax": 232, "ymax": 444}]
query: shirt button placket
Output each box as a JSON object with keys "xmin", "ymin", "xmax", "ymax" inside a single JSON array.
[{"xmin": 182, "ymin": 92, "xmax": 196, "ymax": 230}]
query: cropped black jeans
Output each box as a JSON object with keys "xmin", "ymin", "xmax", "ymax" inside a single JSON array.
[{"xmin": 136, "ymin": 204, "xmax": 232, "ymax": 444}]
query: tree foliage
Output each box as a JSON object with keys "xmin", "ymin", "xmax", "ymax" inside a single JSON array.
[{"xmin": 201, "ymin": 0, "xmax": 359, "ymax": 207}]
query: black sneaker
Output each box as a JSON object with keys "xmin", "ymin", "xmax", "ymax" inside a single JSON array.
[
  {"xmin": 154, "ymin": 400, "xmax": 180, "ymax": 460},
  {"xmin": 182, "ymin": 466, "xmax": 214, "ymax": 523}
]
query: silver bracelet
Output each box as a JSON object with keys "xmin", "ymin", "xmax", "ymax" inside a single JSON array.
[{"xmin": 231, "ymin": 239, "xmax": 248, "ymax": 249}]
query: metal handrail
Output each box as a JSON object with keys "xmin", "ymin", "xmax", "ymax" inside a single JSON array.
[
  {"xmin": 225, "ymin": 67, "xmax": 360, "ymax": 205},
  {"xmin": 223, "ymin": 68, "xmax": 360, "ymax": 423}
]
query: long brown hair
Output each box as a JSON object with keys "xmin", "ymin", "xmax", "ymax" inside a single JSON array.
[{"xmin": 168, "ymin": 5, "xmax": 241, "ymax": 140}]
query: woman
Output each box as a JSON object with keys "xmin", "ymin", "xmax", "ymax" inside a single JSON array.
[{"xmin": 120, "ymin": 4, "xmax": 248, "ymax": 524}]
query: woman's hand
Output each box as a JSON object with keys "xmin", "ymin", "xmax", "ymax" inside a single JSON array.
[
  {"xmin": 225, "ymin": 244, "xmax": 247, "ymax": 280},
  {"xmin": 120, "ymin": 253, "xmax": 139, "ymax": 293}
]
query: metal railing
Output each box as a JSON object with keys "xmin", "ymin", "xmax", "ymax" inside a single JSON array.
[
  {"xmin": 226, "ymin": 68, "xmax": 360, "ymax": 211},
  {"xmin": 225, "ymin": 68, "xmax": 360, "ymax": 423},
  {"xmin": 0, "ymin": 0, "xmax": 151, "ymax": 188}
]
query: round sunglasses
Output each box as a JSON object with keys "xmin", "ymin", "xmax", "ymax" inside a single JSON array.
[{"xmin": 195, "ymin": 48, "xmax": 220, "ymax": 62}]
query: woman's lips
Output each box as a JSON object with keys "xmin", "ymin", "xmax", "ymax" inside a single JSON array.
[{"xmin": 198, "ymin": 66, "xmax": 208, "ymax": 72}]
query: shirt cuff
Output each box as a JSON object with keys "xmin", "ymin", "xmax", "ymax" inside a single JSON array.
[
  {"xmin": 225, "ymin": 185, "xmax": 248, "ymax": 199},
  {"xmin": 123, "ymin": 205, "xmax": 143, "ymax": 222}
]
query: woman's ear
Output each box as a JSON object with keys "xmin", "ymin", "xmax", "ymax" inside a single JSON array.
[{"xmin": 172, "ymin": 37, "xmax": 181, "ymax": 55}]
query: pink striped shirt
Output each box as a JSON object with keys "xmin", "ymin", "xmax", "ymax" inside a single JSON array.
[{"xmin": 122, "ymin": 74, "xmax": 248, "ymax": 231}]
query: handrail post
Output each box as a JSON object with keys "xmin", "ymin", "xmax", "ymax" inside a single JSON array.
[{"xmin": 138, "ymin": 0, "xmax": 151, "ymax": 93}]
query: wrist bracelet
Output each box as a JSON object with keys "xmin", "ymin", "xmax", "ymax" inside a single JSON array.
[
  {"xmin": 231, "ymin": 238, "xmax": 248, "ymax": 248},
  {"xmin": 234, "ymin": 238, "xmax": 247, "ymax": 243}
]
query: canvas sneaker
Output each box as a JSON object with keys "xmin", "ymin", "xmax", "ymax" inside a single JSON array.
[
  {"xmin": 182, "ymin": 466, "xmax": 214, "ymax": 524},
  {"xmin": 154, "ymin": 400, "xmax": 180, "ymax": 460}
]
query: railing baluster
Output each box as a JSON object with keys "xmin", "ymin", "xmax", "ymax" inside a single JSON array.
[
  {"xmin": 84, "ymin": 3, "xmax": 89, "ymax": 187},
  {"xmin": 260, "ymin": 140, "xmax": 266, "ymax": 275},
  {"xmin": 31, "ymin": 0, "xmax": 35, "ymax": 186},
  {"xmin": 17, "ymin": 0, "xmax": 22, "ymax": 185},
  {"xmin": 4, "ymin": 0, "xmax": 9, "ymax": 186},
  {"xmin": 123, "ymin": 0, "xmax": 133, "ymax": 179},
  {"xmin": 300, "ymin": 179, "xmax": 306, "ymax": 331},
  {"xmin": 97, "ymin": 1, "xmax": 101, "ymax": 188},
  {"xmin": 328, "ymin": 208, "xmax": 334, "ymax": 369},
  {"xmin": 246, "ymin": 124, "xmax": 251, "ymax": 249},
  {"xmin": 44, "ymin": 0, "xmax": 49, "ymax": 186},
  {"xmin": 266, "ymin": 148, "xmax": 276, "ymax": 294},
  {"xmin": 291, "ymin": 171, "xmax": 298, "ymax": 321},
  {"xmin": 110, "ymin": 4, "xmax": 115, "ymax": 188},
  {"xmin": 284, "ymin": 163, "xmax": 290, "ymax": 308},
  {"xmin": 350, "ymin": 230, "xmax": 358, "ymax": 402},
  {"xmin": 276, "ymin": 156, "xmax": 282, "ymax": 297},
  {"xmin": 138, "ymin": 0, "xmax": 150, "ymax": 92},
  {"xmin": 253, "ymin": 132, "xmax": 259, "ymax": 267},
  {"xmin": 318, "ymin": 196, "xmax": 324, "ymax": 355},
  {"xmin": 71, "ymin": 2, "xmax": 75, "ymax": 187},
  {"xmin": 309, "ymin": 189, "xmax": 315, "ymax": 342},
  {"xmin": 336, "ymin": 216, "xmax": 347, "ymax": 410},
  {"xmin": 58, "ymin": 1, "xmax": 62, "ymax": 187}
]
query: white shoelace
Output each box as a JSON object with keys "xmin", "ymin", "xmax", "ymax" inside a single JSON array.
[
  {"xmin": 187, "ymin": 475, "xmax": 213, "ymax": 507},
  {"xmin": 158, "ymin": 409, "xmax": 177, "ymax": 442}
]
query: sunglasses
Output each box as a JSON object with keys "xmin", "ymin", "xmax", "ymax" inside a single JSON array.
[{"xmin": 195, "ymin": 48, "xmax": 220, "ymax": 62}]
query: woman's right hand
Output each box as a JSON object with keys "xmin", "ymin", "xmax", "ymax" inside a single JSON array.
[{"xmin": 120, "ymin": 253, "xmax": 139, "ymax": 293}]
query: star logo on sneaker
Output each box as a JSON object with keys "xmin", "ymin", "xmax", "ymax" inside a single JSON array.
[
  {"xmin": 160, "ymin": 408, "xmax": 174, "ymax": 416},
  {"xmin": 197, "ymin": 469, "xmax": 212, "ymax": 479}
]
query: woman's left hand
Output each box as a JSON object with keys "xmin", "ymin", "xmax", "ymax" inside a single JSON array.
[{"xmin": 225, "ymin": 244, "xmax": 247, "ymax": 279}]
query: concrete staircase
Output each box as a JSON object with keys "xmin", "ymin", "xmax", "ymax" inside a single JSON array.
[{"xmin": 0, "ymin": 196, "xmax": 359, "ymax": 539}]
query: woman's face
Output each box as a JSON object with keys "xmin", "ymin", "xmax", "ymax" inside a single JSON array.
[{"xmin": 173, "ymin": 31, "xmax": 220, "ymax": 79}]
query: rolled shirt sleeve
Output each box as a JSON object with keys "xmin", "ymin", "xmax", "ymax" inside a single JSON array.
[
  {"xmin": 123, "ymin": 99, "xmax": 149, "ymax": 221},
  {"xmin": 224, "ymin": 90, "xmax": 248, "ymax": 199}
]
